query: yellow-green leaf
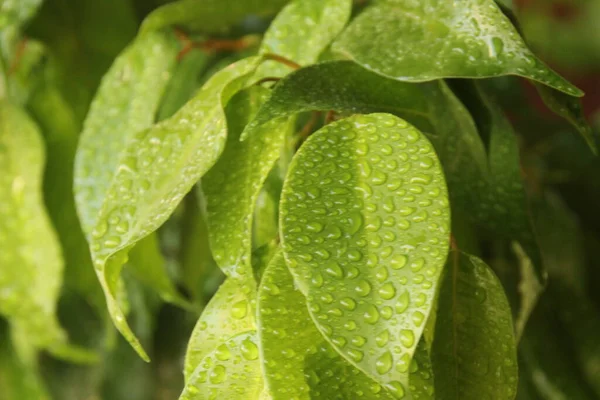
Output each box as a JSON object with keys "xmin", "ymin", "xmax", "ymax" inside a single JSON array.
[{"xmin": 280, "ymin": 113, "xmax": 450, "ymax": 392}]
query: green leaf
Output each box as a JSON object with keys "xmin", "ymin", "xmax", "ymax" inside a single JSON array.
[
  {"xmin": 127, "ymin": 232, "xmax": 191, "ymax": 309},
  {"xmin": 431, "ymin": 251, "xmax": 518, "ymax": 400},
  {"xmin": 28, "ymin": 74, "xmax": 105, "ymax": 317},
  {"xmin": 141, "ymin": 0, "xmax": 290, "ymax": 35},
  {"xmin": 255, "ymin": 0, "xmax": 352, "ymax": 78},
  {"xmin": 280, "ymin": 113, "xmax": 450, "ymax": 392},
  {"xmin": 0, "ymin": 322, "xmax": 50, "ymax": 400},
  {"xmin": 76, "ymin": 36, "xmax": 260, "ymax": 357},
  {"xmin": 180, "ymin": 331, "xmax": 264, "ymax": 400},
  {"xmin": 242, "ymin": 61, "xmax": 434, "ymax": 140},
  {"xmin": 0, "ymin": 101, "xmax": 73, "ymax": 356},
  {"xmin": 258, "ymin": 251, "xmax": 397, "ymax": 399},
  {"xmin": 332, "ymin": 0, "xmax": 582, "ymax": 96},
  {"xmin": 184, "ymin": 278, "xmax": 255, "ymax": 382},
  {"xmin": 75, "ymin": 31, "xmax": 179, "ymax": 235},
  {"xmin": 0, "ymin": 0, "xmax": 42, "ymax": 29},
  {"xmin": 512, "ymin": 242, "xmax": 543, "ymax": 341},
  {"xmin": 535, "ymin": 84, "xmax": 597, "ymax": 154},
  {"xmin": 203, "ymin": 86, "xmax": 290, "ymax": 286}
]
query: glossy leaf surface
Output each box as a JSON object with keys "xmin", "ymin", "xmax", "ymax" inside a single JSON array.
[
  {"xmin": 258, "ymin": 251, "xmax": 396, "ymax": 399},
  {"xmin": 180, "ymin": 332, "xmax": 264, "ymax": 400},
  {"xmin": 431, "ymin": 251, "xmax": 518, "ymax": 399},
  {"xmin": 281, "ymin": 113, "xmax": 450, "ymax": 391},
  {"xmin": 184, "ymin": 279, "xmax": 255, "ymax": 382},
  {"xmin": 332, "ymin": 0, "xmax": 581, "ymax": 96}
]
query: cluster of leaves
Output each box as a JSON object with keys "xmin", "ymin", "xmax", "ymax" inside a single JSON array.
[{"xmin": 1, "ymin": 0, "xmax": 600, "ymax": 399}]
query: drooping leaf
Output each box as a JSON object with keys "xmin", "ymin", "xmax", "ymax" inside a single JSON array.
[
  {"xmin": 255, "ymin": 0, "xmax": 352, "ymax": 78},
  {"xmin": 141, "ymin": 0, "xmax": 290, "ymax": 35},
  {"xmin": 76, "ymin": 44, "xmax": 260, "ymax": 358},
  {"xmin": 431, "ymin": 251, "xmax": 518, "ymax": 400},
  {"xmin": 180, "ymin": 332, "xmax": 264, "ymax": 400},
  {"xmin": 258, "ymin": 251, "xmax": 397, "ymax": 400},
  {"xmin": 0, "ymin": 101, "xmax": 78, "ymax": 358},
  {"xmin": 183, "ymin": 279, "xmax": 255, "ymax": 382},
  {"xmin": 28, "ymin": 74, "xmax": 104, "ymax": 316},
  {"xmin": 280, "ymin": 113, "xmax": 450, "ymax": 391},
  {"xmin": 332, "ymin": 0, "xmax": 582, "ymax": 96},
  {"xmin": 203, "ymin": 86, "xmax": 291, "ymax": 287},
  {"xmin": 127, "ymin": 232, "xmax": 191, "ymax": 309}
]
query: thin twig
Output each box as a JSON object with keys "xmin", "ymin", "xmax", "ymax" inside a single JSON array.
[{"xmin": 262, "ymin": 53, "xmax": 301, "ymax": 70}]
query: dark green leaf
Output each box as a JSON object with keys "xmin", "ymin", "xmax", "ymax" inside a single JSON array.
[
  {"xmin": 431, "ymin": 251, "xmax": 518, "ymax": 400},
  {"xmin": 332, "ymin": 0, "xmax": 582, "ymax": 96},
  {"xmin": 280, "ymin": 113, "xmax": 450, "ymax": 392}
]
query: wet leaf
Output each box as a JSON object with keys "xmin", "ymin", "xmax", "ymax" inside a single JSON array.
[
  {"xmin": 141, "ymin": 0, "xmax": 290, "ymax": 35},
  {"xmin": 76, "ymin": 37, "xmax": 260, "ymax": 357},
  {"xmin": 332, "ymin": 0, "xmax": 582, "ymax": 96},
  {"xmin": 203, "ymin": 86, "xmax": 290, "ymax": 286},
  {"xmin": 431, "ymin": 251, "xmax": 518, "ymax": 400},
  {"xmin": 183, "ymin": 279, "xmax": 255, "ymax": 382},
  {"xmin": 255, "ymin": 0, "xmax": 352, "ymax": 78},
  {"xmin": 280, "ymin": 113, "xmax": 450, "ymax": 391},
  {"xmin": 258, "ymin": 251, "xmax": 397, "ymax": 399},
  {"xmin": 180, "ymin": 332, "xmax": 264, "ymax": 400}
]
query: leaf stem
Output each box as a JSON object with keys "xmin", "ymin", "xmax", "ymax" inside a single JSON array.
[{"xmin": 262, "ymin": 53, "xmax": 301, "ymax": 70}]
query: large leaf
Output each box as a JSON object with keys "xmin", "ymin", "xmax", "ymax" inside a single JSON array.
[
  {"xmin": 203, "ymin": 86, "xmax": 291, "ymax": 287},
  {"xmin": 332, "ymin": 0, "xmax": 582, "ymax": 96},
  {"xmin": 183, "ymin": 278, "xmax": 255, "ymax": 382},
  {"xmin": 255, "ymin": 0, "xmax": 352, "ymax": 78},
  {"xmin": 280, "ymin": 113, "xmax": 450, "ymax": 391},
  {"xmin": 258, "ymin": 251, "xmax": 396, "ymax": 399},
  {"xmin": 180, "ymin": 332, "xmax": 264, "ymax": 400},
  {"xmin": 76, "ymin": 51, "xmax": 261, "ymax": 359},
  {"xmin": 0, "ymin": 101, "xmax": 73, "ymax": 356},
  {"xmin": 431, "ymin": 251, "xmax": 518, "ymax": 400},
  {"xmin": 141, "ymin": 0, "xmax": 290, "ymax": 34}
]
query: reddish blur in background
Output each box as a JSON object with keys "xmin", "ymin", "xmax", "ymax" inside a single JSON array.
[{"xmin": 515, "ymin": 0, "xmax": 600, "ymax": 120}]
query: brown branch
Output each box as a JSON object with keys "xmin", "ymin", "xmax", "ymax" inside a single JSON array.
[
  {"xmin": 254, "ymin": 77, "xmax": 281, "ymax": 87},
  {"xmin": 262, "ymin": 53, "xmax": 301, "ymax": 70},
  {"xmin": 8, "ymin": 38, "xmax": 28, "ymax": 75}
]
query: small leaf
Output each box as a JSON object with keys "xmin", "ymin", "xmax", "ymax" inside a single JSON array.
[
  {"xmin": 258, "ymin": 251, "xmax": 396, "ymax": 399},
  {"xmin": 431, "ymin": 251, "xmax": 518, "ymax": 400},
  {"xmin": 127, "ymin": 232, "xmax": 191, "ymax": 309},
  {"xmin": 203, "ymin": 86, "xmax": 291, "ymax": 285},
  {"xmin": 0, "ymin": 101, "xmax": 73, "ymax": 356},
  {"xmin": 280, "ymin": 113, "xmax": 450, "ymax": 391},
  {"xmin": 141, "ymin": 0, "xmax": 290, "ymax": 35},
  {"xmin": 255, "ymin": 0, "xmax": 352, "ymax": 78},
  {"xmin": 180, "ymin": 332, "xmax": 264, "ymax": 400},
  {"xmin": 512, "ymin": 242, "xmax": 543, "ymax": 341},
  {"xmin": 0, "ymin": 0, "xmax": 42, "ymax": 29},
  {"xmin": 332, "ymin": 0, "xmax": 582, "ymax": 96},
  {"xmin": 184, "ymin": 279, "xmax": 255, "ymax": 382}
]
